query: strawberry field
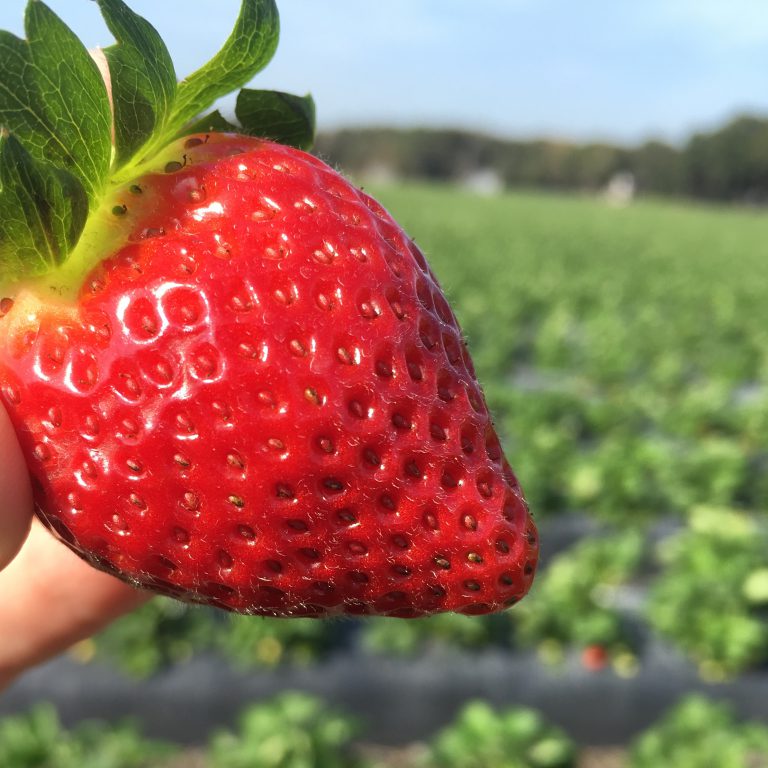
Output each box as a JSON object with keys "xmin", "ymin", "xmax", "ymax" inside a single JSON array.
[
  {"xmin": 4, "ymin": 184, "xmax": 768, "ymax": 765},
  {"xmin": 380, "ymin": 184, "xmax": 768, "ymax": 682}
]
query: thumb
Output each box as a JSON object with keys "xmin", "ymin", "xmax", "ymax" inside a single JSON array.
[{"xmin": 0, "ymin": 403, "xmax": 33, "ymax": 571}]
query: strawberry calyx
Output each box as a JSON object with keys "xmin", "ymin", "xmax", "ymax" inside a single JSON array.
[{"xmin": 0, "ymin": 0, "xmax": 314, "ymax": 299}]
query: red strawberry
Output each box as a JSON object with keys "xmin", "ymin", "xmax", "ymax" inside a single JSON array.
[
  {"xmin": 0, "ymin": 0, "xmax": 537, "ymax": 617},
  {"xmin": 580, "ymin": 644, "xmax": 609, "ymax": 672}
]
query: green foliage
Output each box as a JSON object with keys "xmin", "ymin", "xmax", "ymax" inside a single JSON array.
[
  {"xmin": 516, "ymin": 530, "xmax": 646, "ymax": 654},
  {"xmin": 685, "ymin": 116, "xmax": 768, "ymax": 202},
  {"xmin": 646, "ymin": 508, "xmax": 768, "ymax": 678},
  {"xmin": 360, "ymin": 613, "xmax": 506, "ymax": 657},
  {"xmin": 97, "ymin": 0, "xmax": 178, "ymax": 164},
  {"xmin": 375, "ymin": 184, "xmax": 768, "ymax": 522},
  {"xmin": 209, "ymin": 692, "xmax": 363, "ymax": 768},
  {"xmin": 0, "ymin": 133, "xmax": 87, "ymax": 273},
  {"xmin": 0, "ymin": 0, "xmax": 310, "ymax": 282},
  {"xmin": 93, "ymin": 598, "xmax": 334, "ymax": 677},
  {"xmin": 165, "ymin": 0, "xmax": 279, "ymax": 142},
  {"xmin": 0, "ymin": 704, "xmax": 175, "ymax": 768},
  {"xmin": 88, "ymin": 185, "xmax": 768, "ymax": 680},
  {"xmin": 96, "ymin": 0, "xmax": 284, "ymax": 168},
  {"xmin": 92, "ymin": 598, "xmax": 215, "ymax": 678},
  {"xmin": 217, "ymin": 614, "xmax": 334, "ymax": 668},
  {"xmin": 425, "ymin": 700, "xmax": 576, "ymax": 768},
  {"xmin": 233, "ymin": 89, "xmax": 316, "ymax": 150},
  {"xmin": 318, "ymin": 116, "xmax": 768, "ymax": 202},
  {"xmin": 629, "ymin": 695, "xmax": 768, "ymax": 768},
  {"xmin": 0, "ymin": 2, "xmax": 113, "ymax": 201}
]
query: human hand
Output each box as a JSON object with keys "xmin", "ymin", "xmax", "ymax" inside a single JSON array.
[{"xmin": 0, "ymin": 404, "xmax": 149, "ymax": 691}]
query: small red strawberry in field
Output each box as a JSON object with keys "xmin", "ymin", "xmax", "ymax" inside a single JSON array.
[
  {"xmin": 580, "ymin": 644, "xmax": 609, "ymax": 672},
  {"xmin": 0, "ymin": 0, "xmax": 537, "ymax": 617}
]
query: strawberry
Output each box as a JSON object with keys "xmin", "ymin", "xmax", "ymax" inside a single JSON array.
[
  {"xmin": 580, "ymin": 644, "xmax": 609, "ymax": 672},
  {"xmin": 0, "ymin": 0, "xmax": 538, "ymax": 617}
]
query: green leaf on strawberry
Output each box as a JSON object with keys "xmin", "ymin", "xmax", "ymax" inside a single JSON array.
[
  {"xmin": 168, "ymin": 0, "xmax": 279, "ymax": 135},
  {"xmin": 96, "ymin": 0, "xmax": 178, "ymax": 165},
  {"xmin": 0, "ymin": 0, "xmax": 300, "ymax": 287},
  {"xmin": 0, "ymin": 1, "xmax": 113, "ymax": 201},
  {"xmin": 182, "ymin": 89, "xmax": 316, "ymax": 150},
  {"xmin": 235, "ymin": 89, "xmax": 316, "ymax": 150},
  {"xmin": 0, "ymin": 132, "xmax": 88, "ymax": 271}
]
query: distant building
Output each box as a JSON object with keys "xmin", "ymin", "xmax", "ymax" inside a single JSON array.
[
  {"xmin": 604, "ymin": 171, "xmax": 636, "ymax": 206},
  {"xmin": 359, "ymin": 162, "xmax": 399, "ymax": 186},
  {"xmin": 460, "ymin": 167, "xmax": 504, "ymax": 196}
]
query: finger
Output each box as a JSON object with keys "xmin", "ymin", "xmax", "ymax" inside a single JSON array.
[
  {"xmin": 0, "ymin": 402, "xmax": 33, "ymax": 572},
  {"xmin": 0, "ymin": 518, "xmax": 150, "ymax": 690}
]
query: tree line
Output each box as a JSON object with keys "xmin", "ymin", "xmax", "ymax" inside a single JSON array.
[{"xmin": 314, "ymin": 115, "xmax": 768, "ymax": 202}]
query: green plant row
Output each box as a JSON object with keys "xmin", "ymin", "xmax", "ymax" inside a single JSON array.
[
  {"xmin": 3, "ymin": 693, "xmax": 767, "ymax": 768},
  {"xmin": 86, "ymin": 601, "xmax": 336, "ymax": 679},
  {"xmin": 88, "ymin": 508, "xmax": 768, "ymax": 680},
  {"xmin": 372, "ymin": 185, "xmax": 768, "ymax": 522},
  {"xmin": 64, "ymin": 183, "xmax": 768, "ymax": 680},
  {"xmin": 519, "ymin": 507, "xmax": 768, "ymax": 678}
]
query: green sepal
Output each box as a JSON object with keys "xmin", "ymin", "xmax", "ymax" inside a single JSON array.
[
  {"xmin": 0, "ymin": 0, "xmax": 311, "ymax": 287},
  {"xmin": 154, "ymin": 0, "xmax": 280, "ymax": 152},
  {"xmin": 235, "ymin": 89, "xmax": 316, "ymax": 150},
  {"xmin": 184, "ymin": 91, "xmax": 316, "ymax": 151},
  {"xmin": 181, "ymin": 110, "xmax": 240, "ymax": 137},
  {"xmin": 0, "ymin": 1, "xmax": 112, "ymax": 203},
  {"xmin": 97, "ymin": 0, "xmax": 177, "ymax": 167},
  {"xmin": 0, "ymin": 133, "xmax": 88, "ymax": 277}
]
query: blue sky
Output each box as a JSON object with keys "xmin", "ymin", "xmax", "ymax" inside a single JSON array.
[{"xmin": 1, "ymin": 1, "xmax": 767, "ymax": 145}]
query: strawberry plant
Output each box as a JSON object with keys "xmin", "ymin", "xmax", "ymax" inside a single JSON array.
[
  {"xmin": 216, "ymin": 613, "xmax": 336, "ymax": 668},
  {"xmin": 629, "ymin": 695, "xmax": 768, "ymax": 768},
  {"xmin": 377, "ymin": 185, "xmax": 768, "ymax": 524},
  {"xmin": 515, "ymin": 529, "xmax": 646, "ymax": 662},
  {"xmin": 647, "ymin": 506, "xmax": 768, "ymax": 678},
  {"xmin": 424, "ymin": 700, "xmax": 576, "ymax": 768},
  {"xmin": 209, "ymin": 692, "xmax": 363, "ymax": 768},
  {"xmin": 359, "ymin": 612, "xmax": 506, "ymax": 657},
  {"xmin": 90, "ymin": 597, "xmax": 215, "ymax": 677},
  {"xmin": 564, "ymin": 435, "xmax": 680, "ymax": 521},
  {"xmin": 486, "ymin": 386, "xmax": 595, "ymax": 518},
  {"xmin": 92, "ymin": 598, "xmax": 335, "ymax": 676},
  {"xmin": 0, "ymin": 1, "xmax": 537, "ymax": 617},
  {"xmin": 0, "ymin": 704, "xmax": 176, "ymax": 768}
]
